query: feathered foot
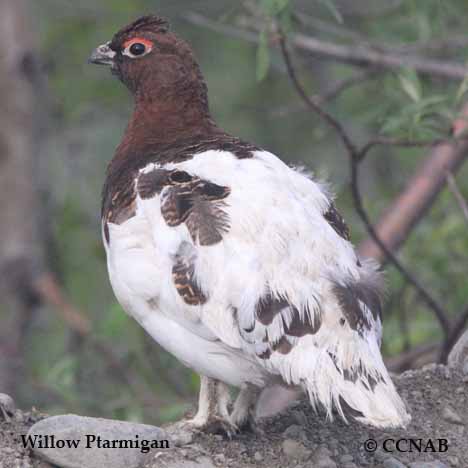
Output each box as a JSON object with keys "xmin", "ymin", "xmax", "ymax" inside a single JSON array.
[{"xmin": 166, "ymin": 376, "xmax": 238, "ymax": 445}]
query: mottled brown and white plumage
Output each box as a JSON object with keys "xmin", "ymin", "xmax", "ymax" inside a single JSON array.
[{"xmin": 90, "ymin": 15, "xmax": 410, "ymax": 434}]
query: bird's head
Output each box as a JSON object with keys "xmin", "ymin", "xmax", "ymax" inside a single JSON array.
[{"xmin": 89, "ymin": 15, "xmax": 209, "ymax": 111}]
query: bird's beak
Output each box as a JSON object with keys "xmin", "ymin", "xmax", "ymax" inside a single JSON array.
[{"xmin": 88, "ymin": 42, "xmax": 115, "ymax": 66}]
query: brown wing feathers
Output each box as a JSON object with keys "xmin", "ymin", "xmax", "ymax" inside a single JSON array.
[
  {"xmin": 137, "ymin": 168, "xmax": 231, "ymax": 305},
  {"xmin": 137, "ymin": 168, "xmax": 231, "ymax": 246}
]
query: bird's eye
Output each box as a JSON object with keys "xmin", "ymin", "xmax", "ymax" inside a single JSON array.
[
  {"xmin": 122, "ymin": 38, "xmax": 153, "ymax": 58},
  {"xmin": 129, "ymin": 43, "xmax": 146, "ymax": 56}
]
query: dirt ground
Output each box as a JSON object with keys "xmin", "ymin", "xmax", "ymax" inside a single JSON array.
[{"xmin": 1, "ymin": 364, "xmax": 467, "ymax": 468}]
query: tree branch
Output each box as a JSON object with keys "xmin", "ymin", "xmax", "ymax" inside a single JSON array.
[
  {"xmin": 184, "ymin": 12, "xmax": 468, "ymax": 82},
  {"xmin": 287, "ymin": 30, "xmax": 468, "ymax": 81}
]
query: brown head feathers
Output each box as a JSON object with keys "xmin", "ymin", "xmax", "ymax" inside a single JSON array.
[{"xmin": 110, "ymin": 15, "xmax": 170, "ymax": 49}]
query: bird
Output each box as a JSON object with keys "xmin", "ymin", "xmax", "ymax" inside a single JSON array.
[{"xmin": 89, "ymin": 15, "xmax": 410, "ymax": 435}]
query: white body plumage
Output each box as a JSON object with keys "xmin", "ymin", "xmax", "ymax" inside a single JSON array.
[{"xmin": 104, "ymin": 149, "xmax": 410, "ymax": 428}]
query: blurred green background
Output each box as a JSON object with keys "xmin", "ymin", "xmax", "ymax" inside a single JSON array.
[{"xmin": 8, "ymin": 0, "xmax": 468, "ymax": 424}]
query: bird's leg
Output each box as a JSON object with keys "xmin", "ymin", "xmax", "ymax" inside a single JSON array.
[
  {"xmin": 189, "ymin": 375, "xmax": 236, "ymax": 435},
  {"xmin": 230, "ymin": 383, "xmax": 262, "ymax": 432},
  {"xmin": 167, "ymin": 376, "xmax": 237, "ymax": 443}
]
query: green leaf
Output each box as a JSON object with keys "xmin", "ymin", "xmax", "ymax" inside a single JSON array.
[
  {"xmin": 380, "ymin": 94, "xmax": 449, "ymax": 137},
  {"xmin": 318, "ymin": 0, "xmax": 343, "ymax": 24},
  {"xmin": 256, "ymin": 29, "xmax": 270, "ymax": 82},
  {"xmin": 261, "ymin": 0, "xmax": 290, "ymax": 16},
  {"xmin": 398, "ymin": 68, "xmax": 422, "ymax": 102}
]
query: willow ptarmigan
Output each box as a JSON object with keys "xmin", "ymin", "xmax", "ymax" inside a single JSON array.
[{"xmin": 89, "ymin": 15, "xmax": 410, "ymax": 434}]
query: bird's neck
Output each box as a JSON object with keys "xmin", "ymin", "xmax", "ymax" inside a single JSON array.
[{"xmin": 115, "ymin": 90, "xmax": 219, "ymax": 159}]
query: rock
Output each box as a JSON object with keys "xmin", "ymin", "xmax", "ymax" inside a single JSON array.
[
  {"xmin": 253, "ymin": 451, "xmax": 263, "ymax": 462},
  {"xmin": 0, "ymin": 393, "xmax": 15, "ymax": 419},
  {"xmin": 384, "ymin": 458, "xmax": 407, "ymax": 468},
  {"xmin": 282, "ymin": 438, "xmax": 311, "ymax": 461},
  {"xmin": 27, "ymin": 414, "xmax": 167, "ymax": 468},
  {"xmin": 441, "ymin": 406, "xmax": 464, "ymax": 425},
  {"xmin": 448, "ymin": 330, "xmax": 468, "ymax": 374}
]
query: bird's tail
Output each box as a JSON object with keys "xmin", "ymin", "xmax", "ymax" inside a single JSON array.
[
  {"xmin": 281, "ymin": 322, "xmax": 410, "ymax": 428},
  {"xmin": 273, "ymin": 268, "xmax": 410, "ymax": 428},
  {"xmin": 317, "ymin": 342, "xmax": 408, "ymax": 428}
]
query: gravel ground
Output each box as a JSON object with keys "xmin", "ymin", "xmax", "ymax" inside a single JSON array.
[
  {"xmin": 1, "ymin": 364, "xmax": 467, "ymax": 468},
  {"xmin": 144, "ymin": 364, "xmax": 468, "ymax": 468}
]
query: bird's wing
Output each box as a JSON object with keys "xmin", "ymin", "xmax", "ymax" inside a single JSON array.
[{"xmin": 136, "ymin": 149, "xmax": 410, "ymax": 428}]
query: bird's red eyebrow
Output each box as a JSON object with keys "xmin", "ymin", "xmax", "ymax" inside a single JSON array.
[{"xmin": 123, "ymin": 37, "xmax": 154, "ymax": 49}]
